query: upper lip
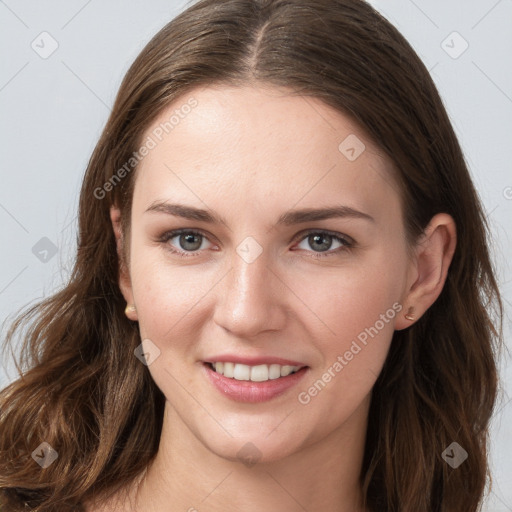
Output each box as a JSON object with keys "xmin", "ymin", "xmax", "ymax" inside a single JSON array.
[{"xmin": 203, "ymin": 355, "xmax": 307, "ymax": 367}]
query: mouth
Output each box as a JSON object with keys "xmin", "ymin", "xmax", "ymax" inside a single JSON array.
[
  {"xmin": 205, "ymin": 361, "xmax": 305, "ymax": 382},
  {"xmin": 202, "ymin": 361, "xmax": 309, "ymax": 403}
]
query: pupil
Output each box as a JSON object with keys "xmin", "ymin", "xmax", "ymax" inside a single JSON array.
[
  {"xmin": 310, "ymin": 234, "xmax": 331, "ymax": 252},
  {"xmin": 181, "ymin": 233, "xmax": 201, "ymax": 251}
]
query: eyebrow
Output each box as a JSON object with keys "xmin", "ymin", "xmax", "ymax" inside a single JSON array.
[{"xmin": 145, "ymin": 201, "xmax": 375, "ymax": 226}]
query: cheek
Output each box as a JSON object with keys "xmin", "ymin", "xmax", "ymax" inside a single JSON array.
[
  {"xmin": 295, "ymin": 281, "xmax": 399, "ymax": 423},
  {"xmin": 293, "ymin": 253, "xmax": 404, "ymax": 389},
  {"xmin": 293, "ymin": 253, "xmax": 404, "ymax": 339},
  {"xmin": 129, "ymin": 248, "xmax": 205, "ymax": 345}
]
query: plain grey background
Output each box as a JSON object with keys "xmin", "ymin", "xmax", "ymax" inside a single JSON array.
[{"xmin": 0, "ymin": 0, "xmax": 511, "ymax": 510}]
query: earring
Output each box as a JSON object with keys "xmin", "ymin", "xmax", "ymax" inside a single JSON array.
[
  {"xmin": 404, "ymin": 306, "xmax": 415, "ymax": 321},
  {"xmin": 125, "ymin": 304, "xmax": 137, "ymax": 316}
]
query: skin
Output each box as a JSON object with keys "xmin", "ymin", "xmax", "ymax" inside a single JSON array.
[{"xmin": 90, "ymin": 84, "xmax": 456, "ymax": 511}]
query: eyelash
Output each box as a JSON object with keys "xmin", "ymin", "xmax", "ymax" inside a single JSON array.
[{"xmin": 158, "ymin": 228, "xmax": 354, "ymax": 260}]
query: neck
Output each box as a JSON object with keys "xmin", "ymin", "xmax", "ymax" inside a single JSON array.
[{"xmin": 132, "ymin": 398, "xmax": 370, "ymax": 512}]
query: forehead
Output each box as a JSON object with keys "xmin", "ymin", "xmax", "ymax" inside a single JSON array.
[
  {"xmin": 142, "ymin": 84, "xmax": 384, "ymax": 162},
  {"xmin": 133, "ymin": 85, "xmax": 401, "ymax": 223}
]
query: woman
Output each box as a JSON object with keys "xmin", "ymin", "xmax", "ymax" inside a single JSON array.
[{"xmin": 0, "ymin": 0, "xmax": 503, "ymax": 510}]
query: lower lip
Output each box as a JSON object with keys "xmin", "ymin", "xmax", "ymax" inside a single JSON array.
[{"xmin": 203, "ymin": 363, "xmax": 309, "ymax": 403}]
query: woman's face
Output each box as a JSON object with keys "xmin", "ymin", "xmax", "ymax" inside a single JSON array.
[{"xmin": 120, "ymin": 84, "xmax": 416, "ymax": 462}]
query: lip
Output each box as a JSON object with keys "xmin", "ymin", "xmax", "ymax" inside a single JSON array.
[
  {"xmin": 203, "ymin": 355, "xmax": 307, "ymax": 366},
  {"xmin": 202, "ymin": 362, "xmax": 309, "ymax": 403}
]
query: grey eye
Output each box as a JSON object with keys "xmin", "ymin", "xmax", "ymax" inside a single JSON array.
[{"xmin": 296, "ymin": 233, "xmax": 344, "ymax": 253}]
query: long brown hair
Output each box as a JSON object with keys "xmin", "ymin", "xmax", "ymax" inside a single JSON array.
[{"xmin": 0, "ymin": 0, "xmax": 503, "ymax": 510}]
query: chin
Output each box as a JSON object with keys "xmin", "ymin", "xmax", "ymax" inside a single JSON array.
[{"xmin": 196, "ymin": 424, "xmax": 309, "ymax": 466}]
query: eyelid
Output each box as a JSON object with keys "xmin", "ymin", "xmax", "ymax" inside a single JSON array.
[{"xmin": 291, "ymin": 228, "xmax": 354, "ymax": 246}]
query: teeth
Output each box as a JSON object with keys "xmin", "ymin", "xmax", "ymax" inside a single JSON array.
[
  {"xmin": 233, "ymin": 364, "xmax": 250, "ymax": 380},
  {"xmin": 250, "ymin": 364, "xmax": 268, "ymax": 382},
  {"xmin": 210, "ymin": 362, "xmax": 302, "ymax": 381},
  {"xmin": 223, "ymin": 362, "xmax": 234, "ymax": 378},
  {"xmin": 268, "ymin": 364, "xmax": 281, "ymax": 380}
]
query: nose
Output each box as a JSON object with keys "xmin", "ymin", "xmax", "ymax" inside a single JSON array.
[{"xmin": 213, "ymin": 246, "xmax": 287, "ymax": 338}]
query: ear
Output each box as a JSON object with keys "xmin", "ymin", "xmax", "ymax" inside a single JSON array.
[
  {"xmin": 110, "ymin": 205, "xmax": 138, "ymax": 321},
  {"xmin": 395, "ymin": 213, "xmax": 457, "ymax": 330}
]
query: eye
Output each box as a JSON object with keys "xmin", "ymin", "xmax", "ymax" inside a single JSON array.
[
  {"xmin": 158, "ymin": 229, "xmax": 354, "ymax": 259},
  {"xmin": 159, "ymin": 229, "xmax": 214, "ymax": 258},
  {"xmin": 292, "ymin": 230, "xmax": 354, "ymax": 258}
]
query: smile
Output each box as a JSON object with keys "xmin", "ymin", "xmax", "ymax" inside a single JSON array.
[
  {"xmin": 202, "ymin": 361, "xmax": 309, "ymax": 403},
  {"xmin": 207, "ymin": 362, "xmax": 303, "ymax": 382}
]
